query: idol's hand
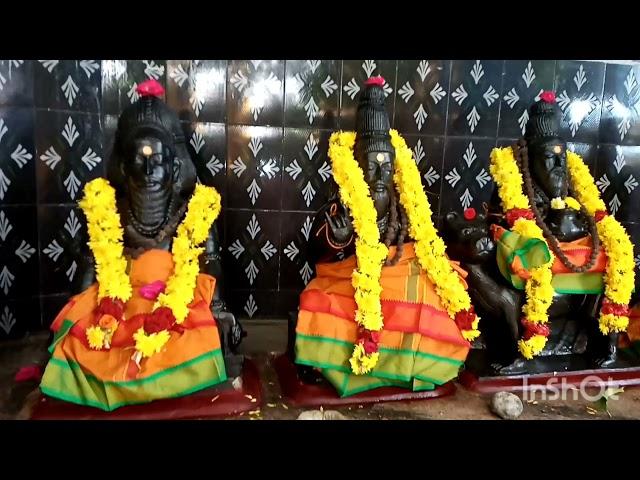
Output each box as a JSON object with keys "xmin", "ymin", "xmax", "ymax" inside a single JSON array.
[{"xmin": 325, "ymin": 205, "xmax": 353, "ymax": 245}]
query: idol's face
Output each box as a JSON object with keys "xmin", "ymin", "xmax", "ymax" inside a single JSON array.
[
  {"xmin": 124, "ymin": 137, "xmax": 172, "ymax": 193},
  {"xmin": 529, "ymin": 137, "xmax": 567, "ymax": 200},
  {"xmin": 359, "ymin": 150, "xmax": 394, "ymax": 220}
]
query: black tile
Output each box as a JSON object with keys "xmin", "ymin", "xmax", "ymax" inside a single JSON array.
[
  {"xmin": 282, "ymin": 128, "xmax": 333, "ymax": 211},
  {"xmin": 166, "ymin": 60, "xmax": 227, "ymax": 124},
  {"xmin": 0, "ymin": 297, "xmax": 41, "ymax": 340},
  {"xmin": 182, "ymin": 122, "xmax": 227, "ymax": 202},
  {"xmin": 102, "ymin": 60, "xmax": 167, "ymax": 115},
  {"xmin": 394, "ymin": 60, "xmax": 451, "ymax": 136},
  {"xmin": 0, "ymin": 60, "xmax": 34, "ymax": 107},
  {"xmin": 34, "ymin": 60, "xmax": 101, "ymax": 112},
  {"xmin": 499, "ymin": 60, "xmax": 556, "ymax": 138},
  {"xmin": 279, "ymin": 212, "xmax": 317, "ymax": 291},
  {"xmin": 35, "ymin": 111, "xmax": 103, "ymax": 204},
  {"xmin": 227, "ymin": 289, "xmax": 278, "ymax": 320},
  {"xmin": 554, "ymin": 60, "xmax": 605, "ymax": 143},
  {"xmin": 600, "ymin": 63, "xmax": 640, "ymax": 145},
  {"xmin": 497, "ymin": 138, "xmax": 518, "ymax": 148},
  {"xmin": 339, "ymin": 60, "xmax": 397, "ymax": 130},
  {"xmin": 226, "ymin": 125, "xmax": 283, "ymax": 209},
  {"xmin": 0, "ymin": 107, "xmax": 35, "ymax": 205},
  {"xmin": 41, "ymin": 294, "xmax": 70, "ymax": 329},
  {"xmin": 227, "ymin": 60, "xmax": 284, "ymax": 126},
  {"xmin": 440, "ymin": 137, "xmax": 496, "ymax": 216},
  {"xmin": 401, "ymin": 134, "xmax": 445, "ymax": 218},
  {"xmin": 38, "ymin": 205, "xmax": 88, "ymax": 295},
  {"xmin": 594, "ymin": 144, "xmax": 640, "ymax": 223},
  {"xmin": 447, "ymin": 60, "xmax": 504, "ymax": 137},
  {"xmin": 223, "ymin": 209, "xmax": 281, "ymax": 291},
  {"xmin": 0, "ymin": 206, "xmax": 38, "ymax": 300},
  {"xmin": 284, "ymin": 60, "xmax": 340, "ymax": 129},
  {"xmin": 276, "ymin": 289, "xmax": 301, "ymax": 317}
]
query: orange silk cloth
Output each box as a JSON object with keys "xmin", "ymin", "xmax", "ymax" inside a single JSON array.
[{"xmin": 48, "ymin": 249, "xmax": 221, "ymax": 381}]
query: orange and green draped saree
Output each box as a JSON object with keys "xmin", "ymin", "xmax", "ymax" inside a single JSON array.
[
  {"xmin": 40, "ymin": 249, "xmax": 227, "ymax": 411},
  {"xmin": 295, "ymin": 243, "xmax": 471, "ymax": 397}
]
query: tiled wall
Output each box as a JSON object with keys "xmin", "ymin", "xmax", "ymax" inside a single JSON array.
[{"xmin": 1, "ymin": 59, "xmax": 639, "ymax": 339}]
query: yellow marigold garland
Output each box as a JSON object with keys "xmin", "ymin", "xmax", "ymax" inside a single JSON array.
[
  {"xmin": 490, "ymin": 147, "xmax": 555, "ymax": 358},
  {"xmin": 328, "ymin": 131, "xmax": 388, "ymax": 374},
  {"xmin": 490, "ymin": 146, "xmax": 635, "ymax": 359},
  {"xmin": 390, "ymin": 130, "xmax": 479, "ymax": 341},
  {"xmin": 79, "ymin": 178, "xmax": 222, "ymax": 361},
  {"xmin": 329, "ymin": 130, "xmax": 479, "ymax": 375},
  {"xmin": 79, "ymin": 178, "xmax": 132, "ymax": 303},
  {"xmin": 566, "ymin": 151, "xmax": 635, "ymax": 333}
]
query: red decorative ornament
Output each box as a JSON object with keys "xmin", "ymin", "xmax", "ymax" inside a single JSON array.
[
  {"xmin": 97, "ymin": 297, "xmax": 125, "ymax": 321},
  {"xmin": 463, "ymin": 207, "xmax": 477, "ymax": 221},
  {"xmin": 521, "ymin": 319, "xmax": 551, "ymax": 340},
  {"xmin": 454, "ymin": 307, "xmax": 476, "ymax": 331},
  {"xmin": 136, "ymin": 79, "xmax": 165, "ymax": 98},
  {"xmin": 144, "ymin": 307, "xmax": 176, "ymax": 334},
  {"xmin": 540, "ymin": 91, "xmax": 556, "ymax": 104},
  {"xmin": 595, "ymin": 210, "xmax": 608, "ymax": 222},
  {"xmin": 365, "ymin": 76, "xmax": 385, "ymax": 87},
  {"xmin": 600, "ymin": 299, "xmax": 630, "ymax": 317},
  {"xmin": 505, "ymin": 208, "xmax": 535, "ymax": 227}
]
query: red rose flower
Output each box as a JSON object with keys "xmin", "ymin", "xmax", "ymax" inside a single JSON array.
[
  {"xmin": 463, "ymin": 207, "xmax": 477, "ymax": 221},
  {"xmin": 97, "ymin": 297, "xmax": 125, "ymax": 321},
  {"xmin": 594, "ymin": 210, "xmax": 608, "ymax": 222},
  {"xmin": 521, "ymin": 319, "xmax": 551, "ymax": 340},
  {"xmin": 505, "ymin": 208, "xmax": 535, "ymax": 227},
  {"xmin": 365, "ymin": 76, "xmax": 385, "ymax": 87},
  {"xmin": 601, "ymin": 299, "xmax": 629, "ymax": 317},
  {"xmin": 454, "ymin": 308, "xmax": 476, "ymax": 331},
  {"xmin": 540, "ymin": 91, "xmax": 556, "ymax": 104},
  {"xmin": 144, "ymin": 307, "xmax": 176, "ymax": 334},
  {"xmin": 136, "ymin": 79, "xmax": 165, "ymax": 98},
  {"xmin": 363, "ymin": 340, "xmax": 379, "ymax": 355}
]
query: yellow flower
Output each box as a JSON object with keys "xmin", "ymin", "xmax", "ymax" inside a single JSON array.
[
  {"xmin": 599, "ymin": 314, "xmax": 629, "ymax": 335},
  {"xmin": 348, "ymin": 343, "xmax": 379, "ymax": 375},
  {"xmin": 550, "ymin": 197, "xmax": 566, "ymax": 210},
  {"xmin": 86, "ymin": 326, "xmax": 106, "ymax": 350},
  {"xmin": 565, "ymin": 196, "xmax": 581, "ymax": 210},
  {"xmin": 518, "ymin": 335, "xmax": 547, "ymax": 359},
  {"xmin": 133, "ymin": 327, "xmax": 171, "ymax": 358}
]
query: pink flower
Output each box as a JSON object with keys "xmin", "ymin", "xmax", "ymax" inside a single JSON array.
[
  {"xmin": 540, "ymin": 91, "xmax": 556, "ymax": 104},
  {"xmin": 136, "ymin": 79, "xmax": 165, "ymax": 98},
  {"xmin": 365, "ymin": 76, "xmax": 385, "ymax": 87},
  {"xmin": 139, "ymin": 280, "xmax": 166, "ymax": 300}
]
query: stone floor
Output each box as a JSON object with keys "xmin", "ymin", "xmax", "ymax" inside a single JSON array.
[{"xmin": 3, "ymin": 320, "xmax": 640, "ymax": 420}]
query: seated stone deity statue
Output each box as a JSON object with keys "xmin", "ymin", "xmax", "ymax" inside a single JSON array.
[
  {"xmin": 39, "ymin": 80, "xmax": 243, "ymax": 411},
  {"xmin": 444, "ymin": 91, "xmax": 635, "ymax": 375},
  {"xmin": 290, "ymin": 77, "xmax": 480, "ymax": 397}
]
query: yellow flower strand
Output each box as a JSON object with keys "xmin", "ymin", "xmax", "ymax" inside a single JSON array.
[
  {"xmin": 329, "ymin": 132, "xmax": 388, "ymax": 375},
  {"xmin": 390, "ymin": 130, "xmax": 479, "ymax": 341},
  {"xmin": 566, "ymin": 152, "xmax": 635, "ymax": 333},
  {"xmin": 154, "ymin": 183, "xmax": 222, "ymax": 323},
  {"xmin": 79, "ymin": 178, "xmax": 132, "ymax": 303},
  {"xmin": 490, "ymin": 147, "xmax": 554, "ymax": 358}
]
